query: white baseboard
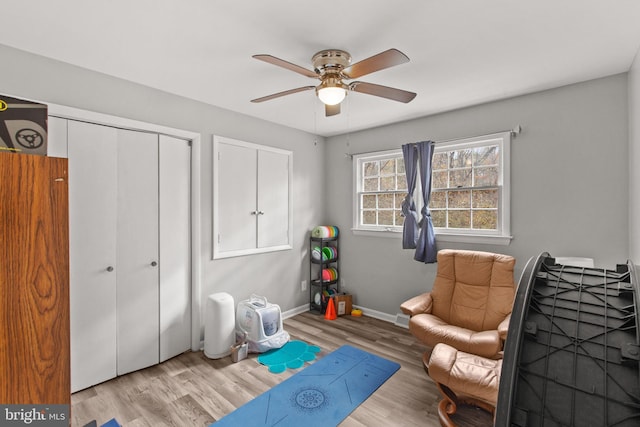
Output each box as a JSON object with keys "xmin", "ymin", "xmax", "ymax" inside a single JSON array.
[
  {"xmin": 282, "ymin": 303, "xmax": 310, "ymax": 319},
  {"xmin": 198, "ymin": 303, "xmax": 402, "ymax": 350},
  {"xmin": 352, "ymin": 305, "xmax": 397, "ymax": 324},
  {"xmin": 394, "ymin": 313, "xmax": 410, "ymax": 329},
  {"xmin": 288, "ymin": 303, "xmax": 406, "ymax": 329}
]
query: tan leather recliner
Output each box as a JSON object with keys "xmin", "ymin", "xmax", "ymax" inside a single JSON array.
[
  {"xmin": 427, "ymin": 343, "xmax": 502, "ymax": 426},
  {"xmin": 400, "ymin": 249, "xmax": 516, "ymax": 359}
]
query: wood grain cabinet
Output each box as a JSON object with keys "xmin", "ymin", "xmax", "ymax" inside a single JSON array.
[{"xmin": 0, "ymin": 152, "xmax": 70, "ymax": 405}]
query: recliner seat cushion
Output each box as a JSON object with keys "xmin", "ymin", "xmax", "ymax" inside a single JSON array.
[{"xmin": 409, "ymin": 313, "xmax": 502, "ymax": 359}]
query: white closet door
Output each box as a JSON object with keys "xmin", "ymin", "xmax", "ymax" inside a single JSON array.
[
  {"xmin": 116, "ymin": 129, "xmax": 160, "ymax": 376},
  {"xmin": 216, "ymin": 142, "xmax": 258, "ymax": 252},
  {"xmin": 159, "ymin": 135, "xmax": 191, "ymax": 361},
  {"xmin": 68, "ymin": 120, "xmax": 118, "ymax": 392},
  {"xmin": 257, "ymin": 149, "xmax": 290, "ymax": 248}
]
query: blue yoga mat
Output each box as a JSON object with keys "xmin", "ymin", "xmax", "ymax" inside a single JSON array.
[{"xmin": 212, "ymin": 345, "xmax": 400, "ymax": 426}]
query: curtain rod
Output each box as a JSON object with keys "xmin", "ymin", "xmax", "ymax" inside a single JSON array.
[{"xmin": 345, "ymin": 125, "xmax": 522, "ymax": 159}]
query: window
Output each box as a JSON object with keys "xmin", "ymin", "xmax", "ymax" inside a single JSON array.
[
  {"xmin": 353, "ymin": 150, "xmax": 408, "ymax": 232},
  {"xmin": 353, "ymin": 132, "xmax": 511, "ymax": 244}
]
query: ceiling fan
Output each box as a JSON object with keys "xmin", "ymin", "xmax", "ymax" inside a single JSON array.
[{"xmin": 251, "ymin": 48, "xmax": 417, "ymax": 117}]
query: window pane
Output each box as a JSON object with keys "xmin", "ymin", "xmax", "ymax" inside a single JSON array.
[
  {"xmin": 448, "ymin": 210, "xmax": 471, "ymax": 228},
  {"xmin": 433, "ymin": 152, "xmax": 447, "ymax": 170},
  {"xmin": 449, "ymin": 149, "xmax": 473, "ymax": 168},
  {"xmin": 430, "ymin": 190, "xmax": 446, "ymax": 209},
  {"xmin": 473, "ymin": 210, "xmax": 497, "ymax": 229},
  {"xmin": 362, "ymin": 194, "xmax": 377, "ymax": 209},
  {"xmin": 474, "ymin": 166, "xmax": 498, "ymax": 187},
  {"xmin": 395, "ymin": 210, "xmax": 404, "ymax": 226},
  {"xmin": 378, "ymin": 193, "xmax": 394, "ymax": 209},
  {"xmin": 432, "ymin": 210, "xmax": 446, "ymax": 227},
  {"xmin": 378, "ymin": 210, "xmax": 394, "ymax": 225},
  {"xmin": 380, "ymin": 176, "xmax": 396, "ymax": 191},
  {"xmin": 397, "ymin": 174, "xmax": 407, "ymax": 190},
  {"xmin": 394, "ymin": 193, "xmax": 404, "ymax": 209},
  {"xmin": 432, "ymin": 171, "xmax": 447, "ymax": 189},
  {"xmin": 362, "ymin": 210, "xmax": 376, "ymax": 225},
  {"xmin": 380, "ymin": 159, "xmax": 395, "ymax": 175},
  {"xmin": 448, "ymin": 190, "xmax": 471, "ymax": 208},
  {"xmin": 473, "ymin": 146, "xmax": 499, "ymax": 166},
  {"xmin": 397, "ymin": 158, "xmax": 405, "ymax": 174},
  {"xmin": 364, "ymin": 161, "xmax": 378, "ymax": 177},
  {"xmin": 472, "ymin": 189, "xmax": 498, "ymax": 208},
  {"xmin": 364, "ymin": 177, "xmax": 378, "ymax": 191},
  {"xmin": 450, "ymin": 169, "xmax": 472, "ymax": 187}
]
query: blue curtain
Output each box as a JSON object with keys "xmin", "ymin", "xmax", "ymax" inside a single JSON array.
[
  {"xmin": 401, "ymin": 143, "xmax": 419, "ymax": 249},
  {"xmin": 414, "ymin": 141, "xmax": 437, "ymax": 263}
]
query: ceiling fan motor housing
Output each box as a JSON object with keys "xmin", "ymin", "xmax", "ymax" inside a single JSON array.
[{"xmin": 312, "ymin": 49, "xmax": 351, "ymax": 76}]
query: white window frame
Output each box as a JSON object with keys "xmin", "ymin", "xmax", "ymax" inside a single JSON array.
[
  {"xmin": 352, "ymin": 149, "xmax": 409, "ymax": 234},
  {"xmin": 352, "ymin": 132, "xmax": 512, "ymax": 245}
]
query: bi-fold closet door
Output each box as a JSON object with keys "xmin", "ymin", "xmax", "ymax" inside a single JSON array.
[{"xmin": 64, "ymin": 119, "xmax": 190, "ymax": 392}]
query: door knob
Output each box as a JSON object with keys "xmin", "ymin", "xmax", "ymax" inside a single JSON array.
[
  {"xmin": 106, "ymin": 266, "xmax": 114, "ymax": 272},
  {"xmin": 151, "ymin": 261, "xmax": 158, "ymax": 267}
]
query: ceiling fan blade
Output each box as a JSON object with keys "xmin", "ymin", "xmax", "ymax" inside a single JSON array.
[
  {"xmin": 253, "ymin": 54, "xmax": 318, "ymax": 78},
  {"xmin": 325, "ymin": 103, "xmax": 341, "ymax": 117},
  {"xmin": 349, "ymin": 81, "xmax": 417, "ymax": 103},
  {"xmin": 251, "ymin": 86, "xmax": 315, "ymax": 103},
  {"xmin": 342, "ymin": 49, "xmax": 410, "ymax": 79}
]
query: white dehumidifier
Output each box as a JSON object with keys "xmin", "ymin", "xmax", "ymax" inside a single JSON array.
[{"xmin": 236, "ymin": 294, "xmax": 289, "ymax": 353}]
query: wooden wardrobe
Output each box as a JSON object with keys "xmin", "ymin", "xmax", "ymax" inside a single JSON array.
[{"xmin": 0, "ymin": 152, "xmax": 70, "ymax": 405}]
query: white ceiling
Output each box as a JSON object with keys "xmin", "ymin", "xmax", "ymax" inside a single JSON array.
[{"xmin": 2, "ymin": 1, "xmax": 640, "ymax": 137}]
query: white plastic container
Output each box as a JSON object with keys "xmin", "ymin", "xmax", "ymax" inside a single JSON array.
[
  {"xmin": 236, "ymin": 294, "xmax": 289, "ymax": 353},
  {"xmin": 204, "ymin": 292, "xmax": 235, "ymax": 359}
]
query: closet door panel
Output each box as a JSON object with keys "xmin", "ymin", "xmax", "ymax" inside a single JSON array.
[
  {"xmin": 216, "ymin": 142, "xmax": 258, "ymax": 253},
  {"xmin": 68, "ymin": 120, "xmax": 118, "ymax": 392},
  {"xmin": 159, "ymin": 135, "xmax": 191, "ymax": 361},
  {"xmin": 257, "ymin": 149, "xmax": 290, "ymax": 248},
  {"xmin": 116, "ymin": 130, "xmax": 160, "ymax": 375}
]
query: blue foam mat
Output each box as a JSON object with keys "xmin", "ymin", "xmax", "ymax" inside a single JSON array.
[
  {"xmin": 257, "ymin": 340, "xmax": 321, "ymax": 373},
  {"xmin": 212, "ymin": 345, "xmax": 400, "ymax": 426}
]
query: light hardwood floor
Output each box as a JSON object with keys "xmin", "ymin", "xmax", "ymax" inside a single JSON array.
[{"xmin": 71, "ymin": 312, "xmax": 492, "ymax": 426}]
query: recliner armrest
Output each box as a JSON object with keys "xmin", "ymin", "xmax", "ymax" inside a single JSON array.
[
  {"xmin": 497, "ymin": 313, "xmax": 511, "ymax": 342},
  {"xmin": 400, "ymin": 292, "xmax": 433, "ymax": 316}
]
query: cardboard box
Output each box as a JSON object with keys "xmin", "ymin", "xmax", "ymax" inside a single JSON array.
[
  {"xmin": 0, "ymin": 95, "xmax": 48, "ymax": 156},
  {"xmin": 333, "ymin": 294, "xmax": 352, "ymax": 316},
  {"xmin": 230, "ymin": 342, "xmax": 248, "ymax": 363}
]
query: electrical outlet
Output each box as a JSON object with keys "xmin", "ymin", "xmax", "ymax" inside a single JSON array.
[
  {"xmin": 340, "ymin": 278, "xmax": 346, "ymax": 292},
  {"xmin": 301, "ymin": 280, "xmax": 308, "ymax": 292}
]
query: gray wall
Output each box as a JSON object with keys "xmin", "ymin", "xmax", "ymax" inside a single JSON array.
[
  {"xmin": 326, "ymin": 74, "xmax": 629, "ymax": 316},
  {"xmin": 0, "ymin": 44, "xmax": 326, "ymax": 338},
  {"xmin": 629, "ymin": 49, "xmax": 640, "ymax": 263},
  {"xmin": 0, "ymin": 43, "xmax": 632, "ymax": 323}
]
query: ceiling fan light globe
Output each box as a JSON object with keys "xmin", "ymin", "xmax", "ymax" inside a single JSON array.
[{"xmin": 317, "ymin": 87, "xmax": 346, "ymax": 105}]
